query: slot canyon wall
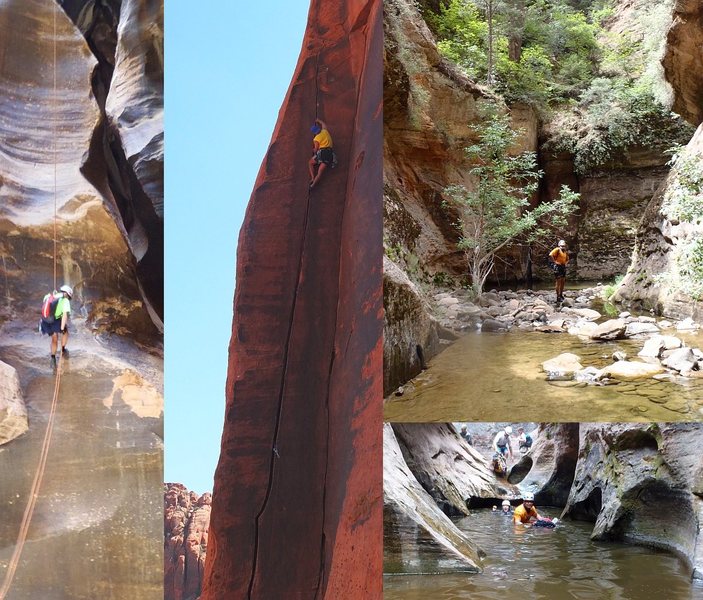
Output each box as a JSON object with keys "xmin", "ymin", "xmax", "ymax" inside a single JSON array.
[
  {"xmin": 384, "ymin": 422, "xmax": 703, "ymax": 579},
  {"xmin": 0, "ymin": 0, "xmax": 164, "ymax": 339}
]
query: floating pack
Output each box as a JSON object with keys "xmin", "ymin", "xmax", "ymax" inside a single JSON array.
[{"xmin": 41, "ymin": 292, "xmax": 60, "ymax": 324}]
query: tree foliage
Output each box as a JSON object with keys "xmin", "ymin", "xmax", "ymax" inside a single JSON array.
[{"xmin": 445, "ymin": 115, "xmax": 579, "ymax": 297}]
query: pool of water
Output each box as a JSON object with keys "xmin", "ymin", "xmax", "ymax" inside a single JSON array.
[
  {"xmin": 385, "ymin": 509, "xmax": 702, "ymax": 599},
  {"xmin": 384, "ymin": 328, "xmax": 703, "ymax": 422}
]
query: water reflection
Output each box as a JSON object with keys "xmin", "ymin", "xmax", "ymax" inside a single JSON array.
[
  {"xmin": 385, "ymin": 509, "xmax": 701, "ymax": 599},
  {"xmin": 384, "ymin": 329, "xmax": 703, "ymax": 422}
]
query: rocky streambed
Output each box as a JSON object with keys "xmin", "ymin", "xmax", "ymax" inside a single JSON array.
[{"xmin": 385, "ymin": 286, "xmax": 703, "ymax": 422}]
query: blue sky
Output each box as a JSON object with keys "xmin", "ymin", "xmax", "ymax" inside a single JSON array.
[{"xmin": 165, "ymin": 2, "xmax": 310, "ymax": 493}]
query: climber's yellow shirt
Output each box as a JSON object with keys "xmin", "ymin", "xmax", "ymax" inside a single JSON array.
[
  {"xmin": 314, "ymin": 129, "xmax": 333, "ymax": 149},
  {"xmin": 550, "ymin": 247, "xmax": 569, "ymax": 266},
  {"xmin": 513, "ymin": 503, "xmax": 538, "ymax": 523}
]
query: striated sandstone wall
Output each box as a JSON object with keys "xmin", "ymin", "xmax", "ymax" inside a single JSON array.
[{"xmin": 0, "ymin": 0, "xmax": 163, "ymax": 335}]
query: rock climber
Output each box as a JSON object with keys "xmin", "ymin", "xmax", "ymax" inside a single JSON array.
[
  {"xmin": 513, "ymin": 492, "xmax": 542, "ymax": 525},
  {"xmin": 308, "ymin": 118, "xmax": 334, "ymax": 189},
  {"xmin": 40, "ymin": 284, "xmax": 73, "ymax": 367},
  {"xmin": 492, "ymin": 426, "xmax": 514, "ymax": 462},
  {"xmin": 549, "ymin": 239, "xmax": 569, "ymax": 303}
]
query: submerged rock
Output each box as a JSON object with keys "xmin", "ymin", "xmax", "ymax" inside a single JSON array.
[{"xmin": 542, "ymin": 353, "xmax": 584, "ymax": 378}]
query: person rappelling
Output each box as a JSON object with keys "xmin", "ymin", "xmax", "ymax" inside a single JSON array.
[
  {"xmin": 40, "ymin": 284, "xmax": 73, "ymax": 367},
  {"xmin": 308, "ymin": 118, "xmax": 336, "ymax": 189}
]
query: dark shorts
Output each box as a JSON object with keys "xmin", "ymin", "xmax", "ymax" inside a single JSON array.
[
  {"xmin": 40, "ymin": 319, "xmax": 66, "ymax": 336},
  {"xmin": 554, "ymin": 264, "xmax": 566, "ymax": 279},
  {"xmin": 315, "ymin": 147, "xmax": 334, "ymax": 166}
]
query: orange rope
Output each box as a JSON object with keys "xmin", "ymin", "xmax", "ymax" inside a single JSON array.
[
  {"xmin": 0, "ymin": 355, "xmax": 63, "ymax": 599},
  {"xmin": 0, "ymin": 3, "xmax": 63, "ymax": 596}
]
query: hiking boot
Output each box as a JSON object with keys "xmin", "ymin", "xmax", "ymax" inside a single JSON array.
[
  {"xmin": 61, "ymin": 347, "xmax": 69, "ymax": 357},
  {"xmin": 50, "ymin": 355, "xmax": 57, "ymax": 368}
]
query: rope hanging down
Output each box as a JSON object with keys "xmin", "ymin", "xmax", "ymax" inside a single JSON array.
[{"xmin": 0, "ymin": 3, "xmax": 63, "ymax": 596}]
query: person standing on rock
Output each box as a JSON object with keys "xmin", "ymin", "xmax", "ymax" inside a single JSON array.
[
  {"xmin": 549, "ymin": 239, "xmax": 569, "ymax": 302},
  {"xmin": 308, "ymin": 118, "xmax": 335, "ymax": 189},
  {"xmin": 40, "ymin": 284, "xmax": 73, "ymax": 367},
  {"xmin": 493, "ymin": 426, "xmax": 514, "ymax": 462}
]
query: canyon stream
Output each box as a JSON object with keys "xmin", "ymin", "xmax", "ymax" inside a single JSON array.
[
  {"xmin": 384, "ymin": 508, "xmax": 703, "ymax": 599},
  {"xmin": 384, "ymin": 326, "xmax": 703, "ymax": 423}
]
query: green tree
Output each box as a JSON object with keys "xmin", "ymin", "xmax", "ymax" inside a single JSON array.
[{"xmin": 445, "ymin": 115, "xmax": 579, "ymax": 297}]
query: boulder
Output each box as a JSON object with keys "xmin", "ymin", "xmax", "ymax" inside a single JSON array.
[
  {"xmin": 639, "ymin": 335, "xmax": 684, "ymax": 358},
  {"xmin": 589, "ymin": 319, "xmax": 627, "ymax": 340},
  {"xmin": 0, "ymin": 360, "xmax": 28, "ymax": 445},
  {"xmin": 569, "ymin": 308, "xmax": 601, "ymax": 321},
  {"xmin": 601, "ymin": 361, "xmax": 666, "ymax": 380},
  {"xmin": 542, "ymin": 353, "xmax": 584, "ymax": 377},
  {"xmin": 661, "ymin": 347, "xmax": 698, "ymax": 373},
  {"xmin": 625, "ymin": 322, "xmax": 660, "ymax": 337}
]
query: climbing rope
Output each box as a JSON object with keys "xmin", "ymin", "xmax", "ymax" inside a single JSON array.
[{"xmin": 0, "ymin": 3, "xmax": 63, "ymax": 596}]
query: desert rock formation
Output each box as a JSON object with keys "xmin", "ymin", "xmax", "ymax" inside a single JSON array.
[{"xmin": 201, "ymin": 1, "xmax": 383, "ymax": 598}]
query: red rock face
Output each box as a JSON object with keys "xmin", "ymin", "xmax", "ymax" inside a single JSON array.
[
  {"xmin": 164, "ymin": 484, "xmax": 211, "ymax": 600},
  {"xmin": 201, "ymin": 1, "xmax": 383, "ymax": 599}
]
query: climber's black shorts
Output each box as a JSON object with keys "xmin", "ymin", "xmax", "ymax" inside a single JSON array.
[{"xmin": 315, "ymin": 148, "xmax": 334, "ymax": 166}]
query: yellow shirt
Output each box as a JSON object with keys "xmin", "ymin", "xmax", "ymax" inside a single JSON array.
[
  {"xmin": 549, "ymin": 247, "xmax": 569, "ymax": 266},
  {"xmin": 314, "ymin": 129, "xmax": 333, "ymax": 149},
  {"xmin": 513, "ymin": 504, "xmax": 538, "ymax": 523}
]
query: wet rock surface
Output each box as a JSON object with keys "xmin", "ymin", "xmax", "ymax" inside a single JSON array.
[
  {"xmin": 562, "ymin": 423, "xmax": 703, "ymax": 578},
  {"xmin": 392, "ymin": 423, "xmax": 517, "ymax": 516},
  {"xmin": 0, "ymin": 361, "xmax": 27, "ymax": 446},
  {"xmin": 164, "ymin": 484, "xmax": 211, "ymax": 600},
  {"xmin": 384, "ymin": 424, "xmax": 483, "ymax": 573},
  {"xmin": 202, "ymin": 2, "xmax": 383, "ymax": 599},
  {"xmin": 0, "ymin": 0, "xmax": 163, "ymax": 333}
]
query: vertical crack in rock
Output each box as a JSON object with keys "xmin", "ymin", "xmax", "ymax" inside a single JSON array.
[
  {"xmin": 59, "ymin": 0, "xmax": 163, "ymax": 325},
  {"xmin": 202, "ymin": 1, "xmax": 383, "ymax": 598}
]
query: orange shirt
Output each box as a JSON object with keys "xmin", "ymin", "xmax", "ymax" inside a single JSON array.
[
  {"xmin": 513, "ymin": 504, "xmax": 539, "ymax": 523},
  {"xmin": 550, "ymin": 247, "xmax": 569, "ymax": 266}
]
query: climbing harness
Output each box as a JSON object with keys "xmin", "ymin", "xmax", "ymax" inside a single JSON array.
[{"xmin": 0, "ymin": 3, "xmax": 64, "ymax": 597}]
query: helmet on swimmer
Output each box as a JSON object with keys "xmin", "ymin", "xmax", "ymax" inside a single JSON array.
[
  {"xmin": 523, "ymin": 492, "xmax": 535, "ymax": 502},
  {"xmin": 502, "ymin": 500, "xmax": 511, "ymax": 507}
]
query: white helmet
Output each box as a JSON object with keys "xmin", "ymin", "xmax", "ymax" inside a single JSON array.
[
  {"xmin": 523, "ymin": 492, "xmax": 535, "ymax": 502},
  {"xmin": 501, "ymin": 500, "xmax": 510, "ymax": 507},
  {"xmin": 59, "ymin": 284, "xmax": 73, "ymax": 298},
  {"xmin": 504, "ymin": 426, "xmax": 513, "ymax": 435}
]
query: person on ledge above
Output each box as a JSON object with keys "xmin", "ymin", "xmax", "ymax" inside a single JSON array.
[
  {"xmin": 549, "ymin": 239, "xmax": 569, "ymax": 303},
  {"xmin": 308, "ymin": 118, "xmax": 334, "ymax": 189}
]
